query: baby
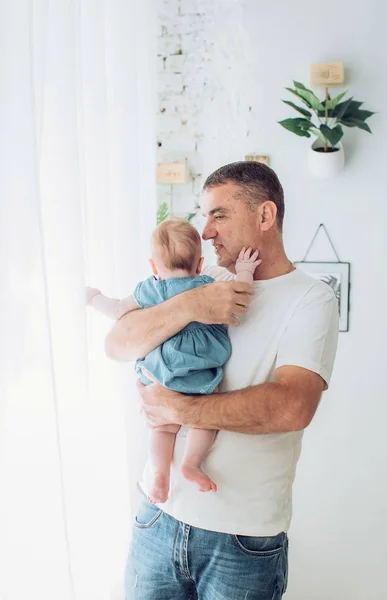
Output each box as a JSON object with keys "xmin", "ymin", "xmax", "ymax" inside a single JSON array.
[{"xmin": 87, "ymin": 218, "xmax": 260, "ymax": 504}]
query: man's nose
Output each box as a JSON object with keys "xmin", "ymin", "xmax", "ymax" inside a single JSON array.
[{"xmin": 202, "ymin": 221, "xmax": 216, "ymax": 240}]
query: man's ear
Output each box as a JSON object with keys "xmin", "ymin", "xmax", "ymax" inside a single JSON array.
[
  {"xmin": 149, "ymin": 258, "xmax": 158, "ymax": 276},
  {"xmin": 196, "ymin": 256, "xmax": 204, "ymax": 275},
  {"xmin": 258, "ymin": 201, "xmax": 277, "ymax": 232}
]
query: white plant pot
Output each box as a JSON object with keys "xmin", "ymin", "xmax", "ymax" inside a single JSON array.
[{"xmin": 308, "ymin": 139, "xmax": 345, "ymax": 178}]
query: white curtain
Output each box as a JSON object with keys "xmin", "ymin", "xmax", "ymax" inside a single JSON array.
[{"xmin": 0, "ymin": 1, "xmax": 156, "ymax": 599}]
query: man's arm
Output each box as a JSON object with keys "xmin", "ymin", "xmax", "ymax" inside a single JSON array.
[
  {"xmin": 138, "ymin": 281, "xmax": 338, "ymax": 432},
  {"xmin": 104, "ymin": 280, "xmax": 253, "ymax": 362},
  {"xmin": 105, "ymin": 293, "xmax": 191, "ymax": 361},
  {"xmin": 138, "ymin": 365, "xmax": 325, "ymax": 434}
]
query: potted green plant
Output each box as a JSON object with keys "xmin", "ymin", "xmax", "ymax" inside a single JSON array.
[
  {"xmin": 278, "ymin": 81, "xmax": 375, "ymax": 178},
  {"xmin": 156, "ymin": 202, "xmax": 196, "ymax": 225}
]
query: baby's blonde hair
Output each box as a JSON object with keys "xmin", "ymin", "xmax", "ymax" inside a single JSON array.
[{"xmin": 152, "ymin": 218, "xmax": 201, "ymax": 272}]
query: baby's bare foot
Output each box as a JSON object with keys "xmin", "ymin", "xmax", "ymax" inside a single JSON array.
[
  {"xmin": 148, "ymin": 472, "xmax": 169, "ymax": 504},
  {"xmin": 181, "ymin": 465, "xmax": 217, "ymax": 492}
]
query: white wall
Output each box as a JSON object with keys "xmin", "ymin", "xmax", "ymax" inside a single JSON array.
[{"xmin": 156, "ymin": 1, "xmax": 387, "ymax": 598}]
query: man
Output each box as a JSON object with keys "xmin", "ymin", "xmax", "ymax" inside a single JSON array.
[{"xmin": 106, "ymin": 161, "xmax": 339, "ymax": 600}]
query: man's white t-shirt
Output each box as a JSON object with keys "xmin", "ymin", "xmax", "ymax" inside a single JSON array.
[{"xmin": 139, "ymin": 266, "xmax": 339, "ymax": 536}]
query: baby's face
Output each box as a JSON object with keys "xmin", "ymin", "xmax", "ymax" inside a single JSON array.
[
  {"xmin": 150, "ymin": 244, "xmax": 165, "ymax": 276},
  {"xmin": 151, "ymin": 243, "xmax": 179, "ymax": 279}
]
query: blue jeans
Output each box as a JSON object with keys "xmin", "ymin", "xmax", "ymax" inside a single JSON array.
[{"xmin": 125, "ymin": 498, "xmax": 288, "ymax": 600}]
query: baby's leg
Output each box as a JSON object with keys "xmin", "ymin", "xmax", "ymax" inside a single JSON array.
[
  {"xmin": 148, "ymin": 424, "xmax": 180, "ymax": 504},
  {"xmin": 181, "ymin": 428, "xmax": 217, "ymax": 492}
]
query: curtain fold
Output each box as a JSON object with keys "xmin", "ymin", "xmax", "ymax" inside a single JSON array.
[{"xmin": 0, "ymin": 1, "xmax": 156, "ymax": 598}]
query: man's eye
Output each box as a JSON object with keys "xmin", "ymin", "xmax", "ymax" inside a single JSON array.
[{"xmin": 215, "ymin": 215, "xmax": 224, "ymax": 221}]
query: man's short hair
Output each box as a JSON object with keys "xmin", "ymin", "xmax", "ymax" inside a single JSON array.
[
  {"xmin": 152, "ymin": 218, "xmax": 201, "ymax": 271},
  {"xmin": 203, "ymin": 161, "xmax": 285, "ymax": 231}
]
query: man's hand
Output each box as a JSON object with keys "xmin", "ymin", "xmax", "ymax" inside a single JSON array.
[
  {"xmin": 188, "ymin": 280, "xmax": 254, "ymax": 326},
  {"xmin": 137, "ymin": 375, "xmax": 184, "ymax": 428}
]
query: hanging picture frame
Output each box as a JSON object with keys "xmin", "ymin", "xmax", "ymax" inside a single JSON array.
[
  {"xmin": 294, "ymin": 260, "xmax": 350, "ymax": 332},
  {"xmin": 295, "ymin": 224, "xmax": 351, "ymax": 332}
]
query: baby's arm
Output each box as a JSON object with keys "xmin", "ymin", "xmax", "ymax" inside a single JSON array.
[
  {"xmin": 235, "ymin": 247, "xmax": 261, "ymax": 285},
  {"xmin": 86, "ymin": 287, "xmax": 139, "ymax": 320}
]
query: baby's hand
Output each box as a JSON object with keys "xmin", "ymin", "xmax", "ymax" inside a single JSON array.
[
  {"xmin": 86, "ymin": 286, "xmax": 102, "ymax": 306},
  {"xmin": 235, "ymin": 247, "xmax": 262, "ymax": 275}
]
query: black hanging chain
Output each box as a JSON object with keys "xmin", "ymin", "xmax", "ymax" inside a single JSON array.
[{"xmin": 302, "ymin": 223, "xmax": 341, "ymax": 263}]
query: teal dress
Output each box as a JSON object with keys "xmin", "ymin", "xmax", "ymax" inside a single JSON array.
[{"xmin": 134, "ymin": 275, "xmax": 231, "ymax": 394}]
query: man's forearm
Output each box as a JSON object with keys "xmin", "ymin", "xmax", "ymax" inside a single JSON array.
[
  {"xmin": 104, "ymin": 279, "xmax": 254, "ymax": 362},
  {"xmin": 105, "ymin": 293, "xmax": 191, "ymax": 362},
  {"xmin": 176, "ymin": 383, "xmax": 310, "ymax": 434}
]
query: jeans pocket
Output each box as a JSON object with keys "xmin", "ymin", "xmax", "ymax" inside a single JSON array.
[
  {"xmin": 134, "ymin": 499, "xmax": 163, "ymax": 529},
  {"xmin": 231, "ymin": 532, "xmax": 286, "ymax": 556}
]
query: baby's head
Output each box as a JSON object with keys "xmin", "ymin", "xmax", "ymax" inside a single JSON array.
[{"xmin": 150, "ymin": 218, "xmax": 203, "ymax": 279}]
